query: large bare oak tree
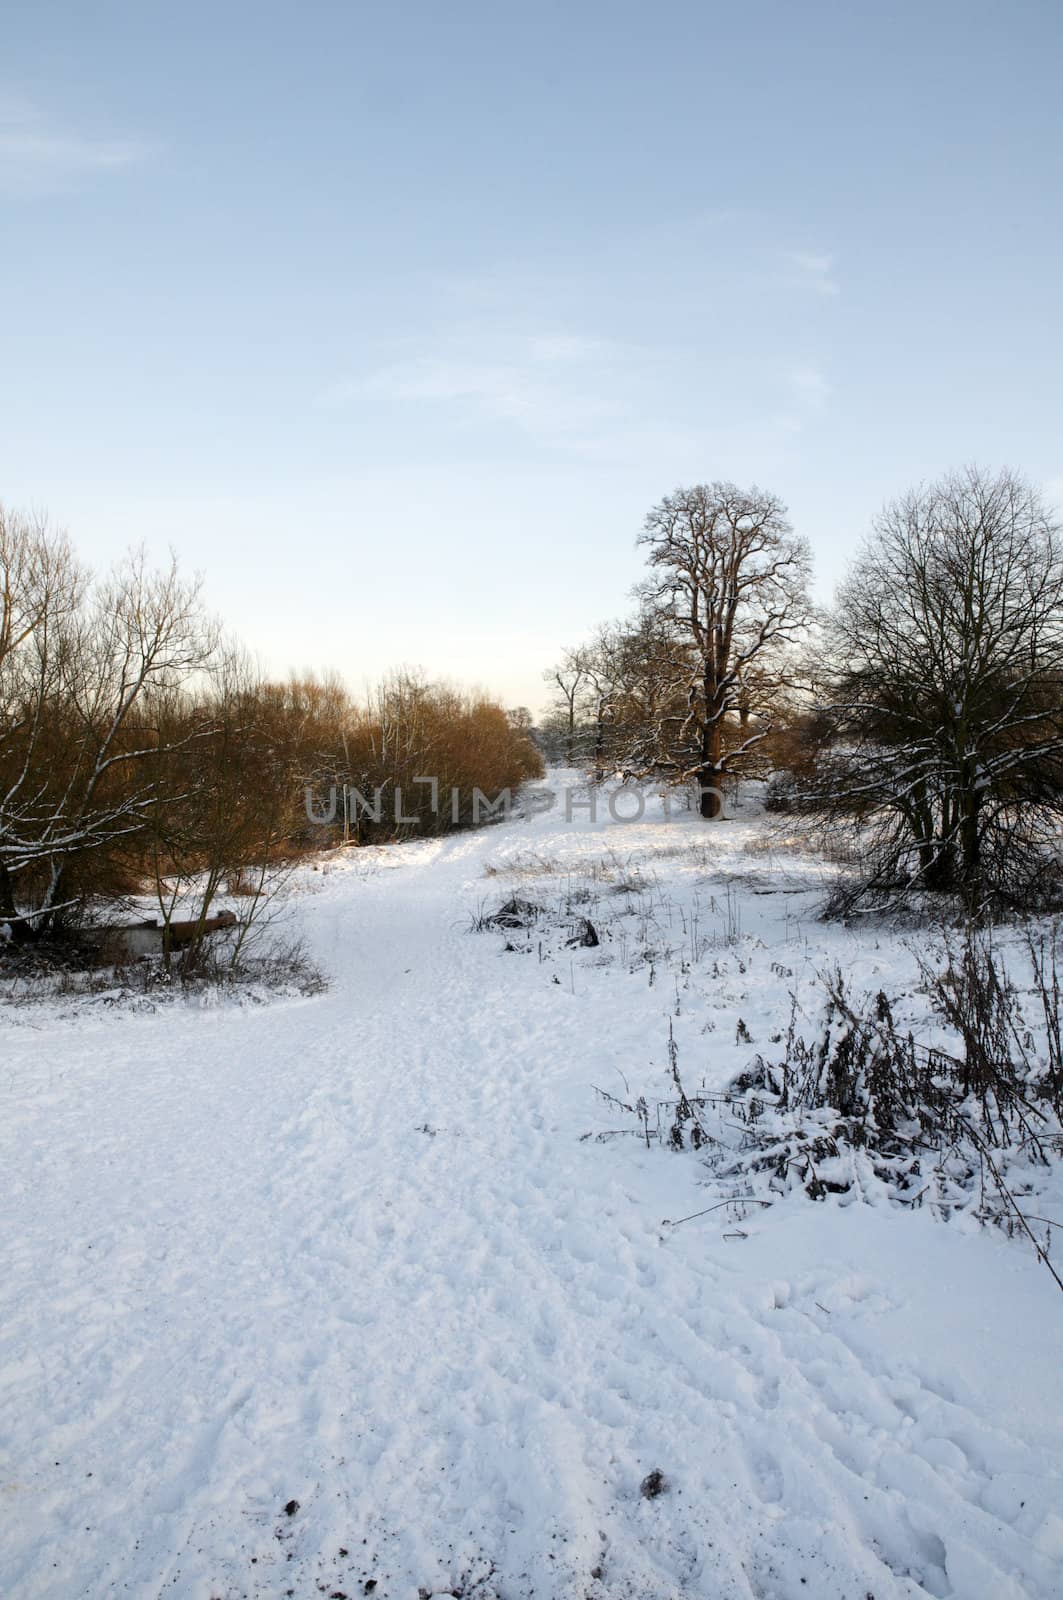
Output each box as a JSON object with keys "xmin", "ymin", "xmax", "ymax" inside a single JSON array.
[{"xmin": 638, "ymin": 482, "xmax": 812, "ymax": 816}]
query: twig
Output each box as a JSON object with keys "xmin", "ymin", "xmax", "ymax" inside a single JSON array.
[{"xmin": 663, "ymin": 1197, "xmax": 772, "ymax": 1228}]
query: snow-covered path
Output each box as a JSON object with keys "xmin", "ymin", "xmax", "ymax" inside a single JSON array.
[{"xmin": 3, "ymin": 794, "xmax": 1063, "ymax": 1598}]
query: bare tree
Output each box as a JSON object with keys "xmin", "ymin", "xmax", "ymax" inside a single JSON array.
[
  {"xmin": 818, "ymin": 466, "xmax": 1063, "ymax": 913},
  {"xmin": 38, "ymin": 550, "xmax": 217, "ymax": 925},
  {"xmin": 141, "ymin": 651, "xmax": 295, "ymax": 973},
  {"xmin": 637, "ymin": 482, "xmax": 812, "ymax": 816},
  {"xmin": 542, "ymin": 650, "xmax": 593, "ymax": 767},
  {"xmin": 570, "ymin": 634, "xmax": 616, "ymax": 782},
  {"xmin": 542, "ymin": 620, "xmax": 675, "ymax": 780},
  {"xmin": 569, "ymin": 616, "xmax": 677, "ymax": 783},
  {"xmin": 0, "ymin": 507, "xmax": 84, "ymax": 932},
  {"xmin": 0, "ymin": 537, "xmax": 217, "ymax": 932}
]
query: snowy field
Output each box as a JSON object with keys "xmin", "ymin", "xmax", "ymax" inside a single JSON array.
[{"xmin": 2, "ymin": 778, "xmax": 1062, "ymax": 1599}]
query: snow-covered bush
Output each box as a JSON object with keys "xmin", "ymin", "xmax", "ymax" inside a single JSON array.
[{"xmin": 629, "ymin": 926, "xmax": 1063, "ymax": 1287}]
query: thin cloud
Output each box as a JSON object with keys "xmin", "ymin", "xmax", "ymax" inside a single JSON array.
[
  {"xmin": 324, "ymin": 331, "xmax": 639, "ymax": 449},
  {"xmin": 375, "ymin": 358, "xmax": 541, "ymax": 421},
  {"xmin": 0, "ymin": 93, "xmax": 148, "ymax": 192},
  {"xmin": 524, "ymin": 333, "xmax": 614, "ymax": 365},
  {"xmin": 772, "ymin": 364, "xmax": 833, "ymax": 438},
  {"xmin": 789, "ymin": 365, "xmax": 832, "ymax": 409},
  {"xmin": 785, "ymin": 250, "xmax": 840, "ymax": 297}
]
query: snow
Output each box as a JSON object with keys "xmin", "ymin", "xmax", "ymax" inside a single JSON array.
[{"xmin": 2, "ymin": 778, "xmax": 1062, "ymax": 1599}]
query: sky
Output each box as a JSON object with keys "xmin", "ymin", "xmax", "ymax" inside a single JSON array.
[{"xmin": 2, "ymin": 0, "xmax": 1061, "ymax": 715}]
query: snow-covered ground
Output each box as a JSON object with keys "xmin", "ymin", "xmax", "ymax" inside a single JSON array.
[{"xmin": 3, "ymin": 778, "xmax": 1062, "ymax": 1599}]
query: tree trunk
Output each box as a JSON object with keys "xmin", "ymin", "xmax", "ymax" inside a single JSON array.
[
  {"xmin": 0, "ymin": 863, "xmax": 32, "ymax": 941},
  {"xmin": 922, "ymin": 842, "xmax": 956, "ymax": 892},
  {"xmin": 699, "ymin": 780, "xmax": 723, "ymax": 819},
  {"xmin": 959, "ymin": 789, "xmax": 982, "ymax": 902},
  {"xmin": 698, "ymin": 720, "xmax": 724, "ymax": 818},
  {"xmin": 594, "ymin": 697, "xmax": 607, "ymax": 784},
  {"xmin": 37, "ymin": 857, "xmax": 66, "ymax": 932}
]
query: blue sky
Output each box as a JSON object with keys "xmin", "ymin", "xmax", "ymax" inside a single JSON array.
[{"xmin": 2, "ymin": 0, "xmax": 1061, "ymax": 712}]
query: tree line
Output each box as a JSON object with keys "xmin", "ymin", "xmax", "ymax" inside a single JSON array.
[
  {"xmin": 543, "ymin": 466, "xmax": 1063, "ymax": 915},
  {"xmin": 0, "ymin": 507, "xmax": 542, "ymax": 956}
]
